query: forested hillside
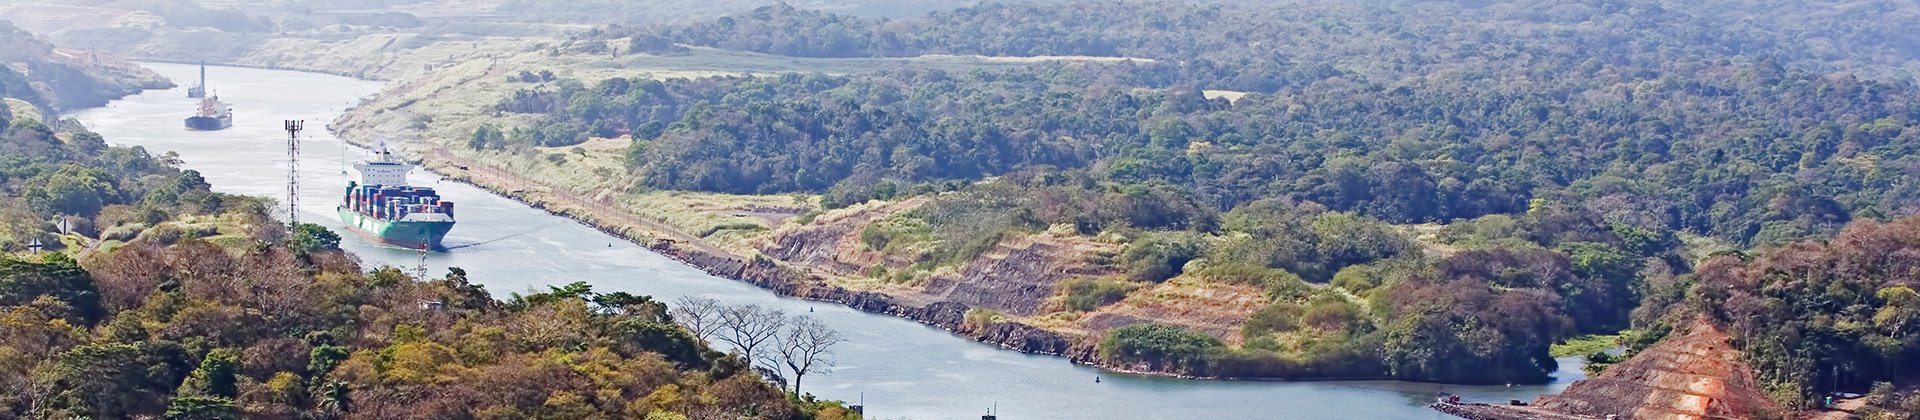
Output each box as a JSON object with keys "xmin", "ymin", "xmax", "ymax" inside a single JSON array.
[
  {"xmin": 637, "ymin": 1, "xmax": 1920, "ymax": 88},
  {"xmin": 0, "ymin": 21, "xmax": 170, "ymax": 110},
  {"xmin": 506, "ymin": 62, "xmax": 1915, "ymax": 245},
  {"xmin": 1630, "ymin": 216, "xmax": 1920, "ymax": 411},
  {"xmin": 0, "ymin": 52, "xmax": 846, "ymax": 420},
  {"xmin": 390, "ymin": 0, "xmax": 1920, "ymax": 401}
]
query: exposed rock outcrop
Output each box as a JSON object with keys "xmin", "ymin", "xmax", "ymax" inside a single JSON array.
[
  {"xmin": 761, "ymin": 199, "xmax": 914, "ymax": 275},
  {"xmin": 920, "ymin": 236, "xmax": 1120, "ymax": 316},
  {"xmin": 1530, "ymin": 320, "xmax": 1781, "ymax": 419},
  {"xmin": 1437, "ymin": 318, "xmax": 1784, "ymax": 420},
  {"xmin": 763, "ymin": 200, "xmax": 1121, "ymax": 317},
  {"xmin": 648, "ymin": 239, "xmax": 1085, "ymax": 357}
]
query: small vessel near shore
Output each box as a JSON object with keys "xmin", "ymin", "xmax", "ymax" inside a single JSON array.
[{"xmin": 338, "ymin": 144, "xmax": 455, "ymax": 250}]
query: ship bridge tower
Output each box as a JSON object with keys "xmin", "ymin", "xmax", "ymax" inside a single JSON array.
[{"xmin": 354, "ymin": 145, "xmax": 414, "ymax": 187}]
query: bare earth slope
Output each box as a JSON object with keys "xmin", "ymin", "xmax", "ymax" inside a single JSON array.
[{"xmin": 1437, "ymin": 318, "xmax": 1784, "ymax": 420}]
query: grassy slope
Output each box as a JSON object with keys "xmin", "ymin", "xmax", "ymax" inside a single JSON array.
[
  {"xmin": 313, "ymin": 34, "xmax": 1289, "ymax": 348},
  {"xmin": 58, "ymin": 16, "xmax": 1350, "ymax": 362}
]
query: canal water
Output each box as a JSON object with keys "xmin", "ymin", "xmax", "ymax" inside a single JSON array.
[{"xmin": 70, "ymin": 62, "xmax": 1582, "ymax": 419}]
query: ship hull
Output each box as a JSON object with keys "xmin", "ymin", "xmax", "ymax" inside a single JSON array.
[
  {"xmin": 185, "ymin": 115, "xmax": 231, "ymax": 130},
  {"xmin": 338, "ymin": 206, "xmax": 453, "ymax": 250}
]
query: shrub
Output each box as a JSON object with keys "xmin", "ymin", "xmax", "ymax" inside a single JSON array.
[
  {"xmin": 1099, "ymin": 323, "xmax": 1222, "ymax": 375},
  {"xmin": 1193, "ymin": 262, "xmax": 1309, "ymax": 300},
  {"xmin": 101, "ymin": 223, "xmax": 147, "ymax": 242},
  {"xmin": 1242, "ymin": 302, "xmax": 1303, "ymax": 337},
  {"xmin": 1060, "ymin": 278, "xmax": 1136, "ymax": 311},
  {"xmin": 1120, "ymin": 233, "xmax": 1201, "ymax": 282},
  {"xmin": 963, "ymin": 308, "xmax": 1001, "ymax": 333}
]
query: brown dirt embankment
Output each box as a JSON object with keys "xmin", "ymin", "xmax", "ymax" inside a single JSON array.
[
  {"xmin": 1437, "ymin": 318, "xmax": 1784, "ymax": 420},
  {"xmin": 1530, "ymin": 319, "xmax": 1780, "ymax": 419},
  {"xmin": 763, "ymin": 209, "xmax": 1123, "ymax": 317},
  {"xmin": 648, "ymin": 239, "xmax": 1085, "ymax": 358}
]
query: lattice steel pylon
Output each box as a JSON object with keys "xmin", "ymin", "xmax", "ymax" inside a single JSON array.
[
  {"xmin": 416, "ymin": 245, "xmax": 430, "ymax": 279},
  {"xmin": 285, "ymin": 120, "xmax": 304, "ymax": 226}
]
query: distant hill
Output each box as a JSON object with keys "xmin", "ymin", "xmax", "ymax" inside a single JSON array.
[{"xmin": 0, "ymin": 21, "xmax": 170, "ymax": 111}]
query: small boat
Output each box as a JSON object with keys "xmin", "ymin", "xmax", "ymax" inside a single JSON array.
[{"xmin": 184, "ymin": 93, "xmax": 232, "ymax": 130}]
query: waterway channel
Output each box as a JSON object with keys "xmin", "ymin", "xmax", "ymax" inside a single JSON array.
[{"xmin": 70, "ymin": 62, "xmax": 1582, "ymax": 419}]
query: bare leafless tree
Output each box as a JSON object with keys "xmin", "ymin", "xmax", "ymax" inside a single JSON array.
[
  {"xmin": 715, "ymin": 303, "xmax": 786, "ymax": 362},
  {"xmin": 670, "ymin": 296, "xmax": 723, "ymax": 341},
  {"xmin": 775, "ymin": 315, "xmax": 843, "ymax": 395}
]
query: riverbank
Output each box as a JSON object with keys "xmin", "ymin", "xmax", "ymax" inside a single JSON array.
[
  {"xmin": 83, "ymin": 45, "xmax": 1590, "ymax": 420},
  {"xmin": 344, "ymin": 118, "xmax": 1587, "ymax": 385},
  {"xmin": 97, "ymin": 41, "xmax": 1221, "ymax": 377},
  {"xmin": 404, "ymin": 143, "xmax": 1103, "ymax": 364},
  {"xmin": 129, "ymin": 57, "xmax": 389, "ymax": 82},
  {"xmin": 304, "ymin": 50, "xmax": 1576, "ymax": 383}
]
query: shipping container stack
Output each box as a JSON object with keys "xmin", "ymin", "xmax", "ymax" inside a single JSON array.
[{"xmin": 343, "ymin": 181, "xmax": 453, "ymax": 221}]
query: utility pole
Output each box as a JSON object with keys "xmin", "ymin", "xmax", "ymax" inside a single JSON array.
[{"xmin": 285, "ymin": 120, "xmax": 304, "ymax": 226}]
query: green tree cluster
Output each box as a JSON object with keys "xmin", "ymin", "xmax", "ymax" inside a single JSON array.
[
  {"xmin": 477, "ymin": 0, "xmax": 1920, "ymax": 386},
  {"xmin": 1640, "ymin": 217, "xmax": 1920, "ymax": 407},
  {"xmin": 0, "ymin": 91, "xmax": 841, "ymax": 418}
]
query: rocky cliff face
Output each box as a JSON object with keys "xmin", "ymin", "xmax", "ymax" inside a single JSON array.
[
  {"xmin": 649, "ymin": 238, "xmax": 1085, "ymax": 357},
  {"xmin": 1439, "ymin": 318, "xmax": 1784, "ymax": 420},
  {"xmin": 921, "ymin": 236, "xmax": 1121, "ymax": 316},
  {"xmin": 1529, "ymin": 319, "xmax": 1781, "ymax": 419},
  {"xmin": 763, "ymin": 201, "xmax": 1122, "ymax": 317},
  {"xmin": 762, "ymin": 199, "xmax": 922, "ymax": 276}
]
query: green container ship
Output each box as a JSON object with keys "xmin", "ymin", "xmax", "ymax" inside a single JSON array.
[{"xmin": 338, "ymin": 145, "xmax": 454, "ymax": 250}]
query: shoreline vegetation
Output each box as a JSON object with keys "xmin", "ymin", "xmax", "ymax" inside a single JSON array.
[
  {"xmin": 363, "ymin": 81, "xmax": 1598, "ymax": 385},
  {"xmin": 20, "ymin": 1, "xmax": 1920, "ymax": 414},
  {"xmin": 0, "ymin": 26, "xmax": 858, "ymax": 419},
  {"xmin": 164, "ymin": 0, "xmax": 1915, "ymax": 391},
  {"xmin": 0, "ymin": 107, "xmax": 848, "ymax": 420}
]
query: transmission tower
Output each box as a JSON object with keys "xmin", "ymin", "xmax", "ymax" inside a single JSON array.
[
  {"xmin": 285, "ymin": 120, "xmax": 304, "ymax": 226},
  {"xmin": 416, "ymin": 245, "xmax": 430, "ymax": 279}
]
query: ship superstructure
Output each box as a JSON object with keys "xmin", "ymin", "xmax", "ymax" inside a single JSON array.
[
  {"xmin": 186, "ymin": 62, "xmax": 206, "ymax": 98},
  {"xmin": 337, "ymin": 145, "xmax": 455, "ymax": 249},
  {"xmin": 184, "ymin": 93, "xmax": 232, "ymax": 130}
]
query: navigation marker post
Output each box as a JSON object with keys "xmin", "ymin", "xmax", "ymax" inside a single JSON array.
[{"xmin": 285, "ymin": 120, "xmax": 304, "ymax": 226}]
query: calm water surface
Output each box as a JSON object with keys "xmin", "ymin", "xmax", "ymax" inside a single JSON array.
[{"xmin": 70, "ymin": 62, "xmax": 1582, "ymax": 419}]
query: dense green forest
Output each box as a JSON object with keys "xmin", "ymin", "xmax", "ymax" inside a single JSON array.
[
  {"xmin": 1626, "ymin": 216, "xmax": 1920, "ymax": 410},
  {"xmin": 0, "ymin": 90, "xmax": 848, "ymax": 418},
  {"xmin": 470, "ymin": 0, "xmax": 1920, "ymax": 391},
  {"xmin": 501, "ymin": 62, "xmax": 1918, "ymax": 243},
  {"xmin": 635, "ymin": 1, "xmax": 1920, "ymax": 89}
]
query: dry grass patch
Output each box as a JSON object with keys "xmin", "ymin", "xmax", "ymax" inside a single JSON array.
[
  {"xmin": 617, "ymin": 190, "xmax": 815, "ymax": 240},
  {"xmin": 5, "ymin": 98, "xmax": 42, "ymax": 122},
  {"xmin": 1083, "ymin": 276, "xmax": 1268, "ymax": 345}
]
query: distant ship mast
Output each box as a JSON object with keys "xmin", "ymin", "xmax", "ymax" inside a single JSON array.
[{"xmin": 187, "ymin": 62, "xmax": 207, "ymax": 98}]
